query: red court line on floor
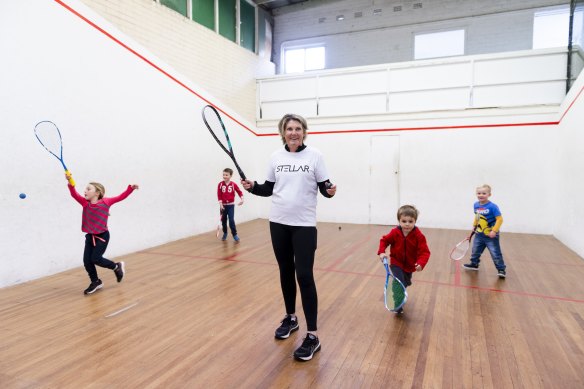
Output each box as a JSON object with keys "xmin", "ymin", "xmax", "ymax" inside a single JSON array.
[
  {"xmin": 138, "ymin": 249, "xmax": 584, "ymax": 304},
  {"xmin": 55, "ymin": 0, "xmax": 583, "ymax": 137},
  {"xmin": 454, "ymin": 261, "xmax": 461, "ymax": 286},
  {"xmin": 324, "ymin": 234, "xmax": 372, "ymax": 271}
]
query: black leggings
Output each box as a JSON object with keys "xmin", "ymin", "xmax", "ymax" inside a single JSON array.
[
  {"xmin": 83, "ymin": 231, "xmax": 116, "ymax": 282},
  {"xmin": 269, "ymin": 222, "xmax": 318, "ymax": 331}
]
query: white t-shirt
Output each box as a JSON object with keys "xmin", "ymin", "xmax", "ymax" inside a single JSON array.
[{"xmin": 267, "ymin": 146, "xmax": 329, "ymax": 227}]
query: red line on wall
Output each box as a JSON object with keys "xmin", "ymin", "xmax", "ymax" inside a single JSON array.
[
  {"xmin": 54, "ymin": 0, "xmax": 259, "ymax": 136},
  {"xmin": 55, "ymin": 1, "xmax": 582, "ymax": 137}
]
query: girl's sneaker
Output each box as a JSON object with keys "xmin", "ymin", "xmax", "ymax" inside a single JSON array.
[
  {"xmin": 114, "ymin": 262, "xmax": 125, "ymax": 282},
  {"xmin": 84, "ymin": 279, "xmax": 103, "ymax": 295}
]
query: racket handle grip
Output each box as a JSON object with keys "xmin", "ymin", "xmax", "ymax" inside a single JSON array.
[{"xmin": 65, "ymin": 170, "xmax": 75, "ymax": 186}]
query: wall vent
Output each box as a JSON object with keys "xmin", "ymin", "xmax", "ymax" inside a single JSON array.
[
  {"xmin": 373, "ymin": 8, "xmax": 382, "ymax": 16},
  {"xmin": 354, "ymin": 11, "xmax": 363, "ymax": 18},
  {"xmin": 318, "ymin": 17, "xmax": 326, "ymax": 23},
  {"xmin": 413, "ymin": 3, "xmax": 423, "ymax": 9},
  {"xmin": 393, "ymin": 6, "xmax": 402, "ymax": 12}
]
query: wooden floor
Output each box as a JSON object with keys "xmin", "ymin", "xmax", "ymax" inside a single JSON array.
[{"xmin": 1, "ymin": 220, "xmax": 584, "ymax": 388}]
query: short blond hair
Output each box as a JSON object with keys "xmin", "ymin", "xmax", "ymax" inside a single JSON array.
[
  {"xmin": 397, "ymin": 205, "xmax": 418, "ymax": 221},
  {"xmin": 277, "ymin": 114, "xmax": 308, "ymax": 145},
  {"xmin": 476, "ymin": 184, "xmax": 492, "ymax": 194},
  {"xmin": 89, "ymin": 182, "xmax": 105, "ymax": 200}
]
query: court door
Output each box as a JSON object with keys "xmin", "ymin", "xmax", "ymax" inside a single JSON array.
[{"xmin": 369, "ymin": 135, "xmax": 400, "ymax": 225}]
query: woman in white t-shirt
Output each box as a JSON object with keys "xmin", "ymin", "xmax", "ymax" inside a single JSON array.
[{"xmin": 241, "ymin": 113, "xmax": 336, "ymax": 362}]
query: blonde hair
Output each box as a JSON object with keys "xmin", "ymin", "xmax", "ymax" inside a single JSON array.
[
  {"xmin": 397, "ymin": 205, "xmax": 418, "ymax": 221},
  {"xmin": 476, "ymin": 184, "xmax": 492, "ymax": 194},
  {"xmin": 89, "ymin": 182, "xmax": 105, "ymax": 200},
  {"xmin": 277, "ymin": 114, "xmax": 308, "ymax": 145}
]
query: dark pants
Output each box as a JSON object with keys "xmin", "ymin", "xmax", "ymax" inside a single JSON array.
[
  {"xmin": 269, "ymin": 222, "xmax": 318, "ymax": 332},
  {"xmin": 390, "ymin": 264, "xmax": 412, "ymax": 288},
  {"xmin": 83, "ymin": 231, "xmax": 116, "ymax": 282},
  {"xmin": 221, "ymin": 204, "xmax": 237, "ymax": 236}
]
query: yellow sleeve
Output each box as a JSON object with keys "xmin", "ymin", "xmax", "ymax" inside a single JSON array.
[{"xmin": 492, "ymin": 216, "xmax": 503, "ymax": 232}]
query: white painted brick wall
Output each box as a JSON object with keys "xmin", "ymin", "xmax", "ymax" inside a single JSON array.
[
  {"xmin": 272, "ymin": 0, "xmax": 567, "ymax": 72},
  {"xmin": 80, "ymin": 0, "xmax": 275, "ymax": 122}
]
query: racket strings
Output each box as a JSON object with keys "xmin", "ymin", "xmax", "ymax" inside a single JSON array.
[
  {"xmin": 391, "ymin": 279, "xmax": 406, "ymax": 308},
  {"xmin": 451, "ymin": 240, "xmax": 470, "ymax": 260},
  {"xmin": 203, "ymin": 107, "xmax": 232, "ymax": 151},
  {"xmin": 34, "ymin": 121, "xmax": 63, "ymax": 158}
]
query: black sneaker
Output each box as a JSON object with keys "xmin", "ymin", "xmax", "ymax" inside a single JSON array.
[
  {"xmin": 275, "ymin": 315, "xmax": 299, "ymax": 339},
  {"xmin": 498, "ymin": 269, "xmax": 506, "ymax": 278},
  {"xmin": 463, "ymin": 263, "xmax": 479, "ymax": 271},
  {"xmin": 114, "ymin": 261, "xmax": 125, "ymax": 282},
  {"xmin": 84, "ymin": 279, "xmax": 103, "ymax": 295},
  {"xmin": 294, "ymin": 333, "xmax": 321, "ymax": 361}
]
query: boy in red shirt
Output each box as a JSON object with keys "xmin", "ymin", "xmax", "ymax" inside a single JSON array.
[
  {"xmin": 217, "ymin": 168, "xmax": 244, "ymax": 241},
  {"xmin": 377, "ymin": 205, "xmax": 430, "ymax": 313}
]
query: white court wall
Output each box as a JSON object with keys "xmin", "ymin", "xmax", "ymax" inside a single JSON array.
[
  {"xmin": 0, "ymin": 0, "xmax": 268, "ymax": 288},
  {"xmin": 253, "ymin": 117, "xmax": 556, "ymax": 235},
  {"xmin": 553, "ymin": 75, "xmax": 584, "ymax": 258}
]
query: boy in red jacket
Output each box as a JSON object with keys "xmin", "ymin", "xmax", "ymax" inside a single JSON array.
[
  {"xmin": 377, "ymin": 205, "xmax": 430, "ymax": 313},
  {"xmin": 217, "ymin": 168, "xmax": 244, "ymax": 241}
]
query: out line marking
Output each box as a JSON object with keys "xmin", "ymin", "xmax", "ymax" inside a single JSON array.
[{"xmin": 105, "ymin": 301, "xmax": 139, "ymax": 318}]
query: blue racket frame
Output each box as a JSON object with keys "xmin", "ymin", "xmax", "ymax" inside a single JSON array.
[{"xmin": 34, "ymin": 120, "xmax": 75, "ymax": 186}]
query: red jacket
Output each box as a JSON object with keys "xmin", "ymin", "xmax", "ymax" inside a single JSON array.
[
  {"xmin": 217, "ymin": 181, "xmax": 243, "ymax": 204},
  {"xmin": 377, "ymin": 226, "xmax": 430, "ymax": 272}
]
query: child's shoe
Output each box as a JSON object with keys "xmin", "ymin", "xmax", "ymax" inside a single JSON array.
[
  {"xmin": 234, "ymin": 235, "xmax": 240, "ymax": 242},
  {"xmin": 84, "ymin": 279, "xmax": 103, "ymax": 295},
  {"xmin": 221, "ymin": 232, "xmax": 228, "ymax": 241},
  {"xmin": 497, "ymin": 269, "xmax": 506, "ymax": 278},
  {"xmin": 114, "ymin": 261, "xmax": 125, "ymax": 282},
  {"xmin": 463, "ymin": 263, "xmax": 479, "ymax": 271}
]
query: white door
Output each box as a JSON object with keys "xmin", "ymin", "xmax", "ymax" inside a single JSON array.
[{"xmin": 369, "ymin": 135, "xmax": 400, "ymax": 225}]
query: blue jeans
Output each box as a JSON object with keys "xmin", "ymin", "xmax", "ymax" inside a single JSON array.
[
  {"xmin": 221, "ymin": 204, "xmax": 237, "ymax": 235},
  {"xmin": 469, "ymin": 233, "xmax": 506, "ymax": 271}
]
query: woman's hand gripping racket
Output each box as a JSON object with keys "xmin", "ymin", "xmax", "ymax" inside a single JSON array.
[
  {"xmin": 202, "ymin": 105, "xmax": 246, "ymax": 180},
  {"xmin": 34, "ymin": 121, "xmax": 75, "ymax": 186},
  {"xmin": 449, "ymin": 214, "xmax": 480, "ymax": 261},
  {"xmin": 381, "ymin": 256, "xmax": 408, "ymax": 312}
]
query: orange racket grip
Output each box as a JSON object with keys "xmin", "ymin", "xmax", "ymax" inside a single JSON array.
[{"xmin": 65, "ymin": 170, "xmax": 76, "ymax": 186}]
